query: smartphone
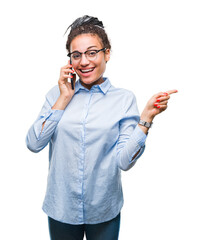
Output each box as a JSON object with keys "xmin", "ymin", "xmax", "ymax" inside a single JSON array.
[{"xmin": 69, "ymin": 58, "xmax": 74, "ymax": 90}]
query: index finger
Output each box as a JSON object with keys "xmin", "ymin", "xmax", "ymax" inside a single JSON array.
[{"xmin": 165, "ymin": 89, "xmax": 178, "ymax": 95}]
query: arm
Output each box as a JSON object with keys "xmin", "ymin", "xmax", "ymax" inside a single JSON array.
[
  {"xmin": 117, "ymin": 89, "xmax": 178, "ymax": 171},
  {"xmin": 40, "ymin": 95, "xmax": 72, "ymax": 133},
  {"xmin": 41, "ymin": 62, "xmax": 76, "ymax": 132},
  {"xmin": 116, "ymin": 93, "xmax": 147, "ymax": 171},
  {"xmin": 26, "ymin": 62, "xmax": 76, "ymax": 153},
  {"xmin": 26, "ymin": 97, "xmax": 65, "ymax": 153}
]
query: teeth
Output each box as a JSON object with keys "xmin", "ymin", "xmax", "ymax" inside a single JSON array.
[{"xmin": 81, "ymin": 68, "xmax": 93, "ymax": 73}]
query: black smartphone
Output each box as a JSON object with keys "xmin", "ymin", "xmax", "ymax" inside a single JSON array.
[{"xmin": 69, "ymin": 58, "xmax": 74, "ymax": 90}]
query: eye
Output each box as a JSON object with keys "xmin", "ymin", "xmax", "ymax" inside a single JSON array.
[
  {"xmin": 72, "ymin": 52, "xmax": 81, "ymax": 60},
  {"xmin": 87, "ymin": 50, "xmax": 97, "ymax": 58}
]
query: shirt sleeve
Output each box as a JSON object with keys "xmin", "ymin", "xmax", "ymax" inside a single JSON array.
[
  {"xmin": 26, "ymin": 86, "xmax": 64, "ymax": 153},
  {"xmin": 116, "ymin": 91, "xmax": 147, "ymax": 171}
]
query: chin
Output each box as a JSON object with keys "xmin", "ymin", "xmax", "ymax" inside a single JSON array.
[
  {"xmin": 81, "ymin": 77, "xmax": 93, "ymax": 83},
  {"xmin": 80, "ymin": 76, "xmax": 101, "ymax": 84}
]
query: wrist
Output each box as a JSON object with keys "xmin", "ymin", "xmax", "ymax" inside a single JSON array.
[
  {"xmin": 138, "ymin": 119, "xmax": 153, "ymax": 129},
  {"xmin": 52, "ymin": 95, "xmax": 71, "ymax": 110},
  {"xmin": 140, "ymin": 107, "xmax": 154, "ymax": 122},
  {"xmin": 140, "ymin": 114, "xmax": 154, "ymax": 123},
  {"xmin": 60, "ymin": 94, "xmax": 72, "ymax": 102}
]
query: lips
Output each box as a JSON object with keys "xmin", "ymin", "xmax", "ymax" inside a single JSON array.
[
  {"xmin": 78, "ymin": 67, "xmax": 95, "ymax": 78},
  {"xmin": 80, "ymin": 68, "xmax": 95, "ymax": 73}
]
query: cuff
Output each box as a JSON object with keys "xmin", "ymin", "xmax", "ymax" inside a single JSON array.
[
  {"xmin": 129, "ymin": 125, "xmax": 147, "ymax": 162},
  {"xmin": 42, "ymin": 109, "xmax": 64, "ymax": 122},
  {"xmin": 131, "ymin": 125, "xmax": 147, "ymax": 147}
]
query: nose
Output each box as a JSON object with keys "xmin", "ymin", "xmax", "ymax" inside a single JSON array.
[{"xmin": 80, "ymin": 53, "xmax": 90, "ymax": 66}]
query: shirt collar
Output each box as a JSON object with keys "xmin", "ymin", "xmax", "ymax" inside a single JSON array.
[{"xmin": 74, "ymin": 77, "xmax": 111, "ymax": 95}]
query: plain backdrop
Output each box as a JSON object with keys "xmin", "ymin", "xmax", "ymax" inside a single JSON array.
[{"xmin": 0, "ymin": 0, "xmax": 202, "ymax": 239}]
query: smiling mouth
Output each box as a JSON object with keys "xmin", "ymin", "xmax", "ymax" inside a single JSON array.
[{"xmin": 80, "ymin": 68, "xmax": 95, "ymax": 73}]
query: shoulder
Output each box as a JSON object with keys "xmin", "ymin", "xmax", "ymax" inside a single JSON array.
[
  {"xmin": 109, "ymin": 85, "xmax": 137, "ymax": 102},
  {"xmin": 109, "ymin": 85, "xmax": 139, "ymax": 114}
]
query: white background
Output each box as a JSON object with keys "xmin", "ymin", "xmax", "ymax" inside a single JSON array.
[{"xmin": 0, "ymin": 0, "xmax": 202, "ymax": 239}]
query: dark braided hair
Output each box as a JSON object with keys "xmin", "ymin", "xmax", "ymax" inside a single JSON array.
[{"xmin": 65, "ymin": 15, "xmax": 111, "ymax": 53}]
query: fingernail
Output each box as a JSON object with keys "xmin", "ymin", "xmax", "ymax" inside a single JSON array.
[
  {"xmin": 156, "ymin": 99, "xmax": 161, "ymax": 102},
  {"xmin": 154, "ymin": 103, "xmax": 158, "ymax": 106},
  {"xmin": 157, "ymin": 105, "xmax": 161, "ymax": 108}
]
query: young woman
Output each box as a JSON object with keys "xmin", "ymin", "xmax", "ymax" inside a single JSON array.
[{"xmin": 26, "ymin": 15, "xmax": 177, "ymax": 240}]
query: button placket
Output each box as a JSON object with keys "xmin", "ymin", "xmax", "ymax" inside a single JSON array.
[{"xmin": 78, "ymin": 91, "xmax": 93, "ymax": 222}]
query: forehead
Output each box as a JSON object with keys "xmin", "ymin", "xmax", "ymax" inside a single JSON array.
[{"xmin": 70, "ymin": 33, "xmax": 103, "ymax": 52}]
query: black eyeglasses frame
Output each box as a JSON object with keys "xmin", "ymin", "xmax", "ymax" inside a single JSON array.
[{"xmin": 67, "ymin": 48, "xmax": 107, "ymax": 58}]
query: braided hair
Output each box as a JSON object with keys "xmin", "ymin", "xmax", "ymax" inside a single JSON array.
[{"xmin": 65, "ymin": 15, "xmax": 111, "ymax": 53}]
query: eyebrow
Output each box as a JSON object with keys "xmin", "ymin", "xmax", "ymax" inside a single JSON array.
[
  {"xmin": 87, "ymin": 46, "xmax": 98, "ymax": 50},
  {"xmin": 71, "ymin": 46, "xmax": 98, "ymax": 54}
]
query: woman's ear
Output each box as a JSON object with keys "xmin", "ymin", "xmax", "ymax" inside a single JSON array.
[{"xmin": 105, "ymin": 49, "xmax": 110, "ymax": 63}]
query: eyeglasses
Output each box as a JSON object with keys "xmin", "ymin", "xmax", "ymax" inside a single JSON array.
[{"xmin": 67, "ymin": 48, "xmax": 106, "ymax": 62}]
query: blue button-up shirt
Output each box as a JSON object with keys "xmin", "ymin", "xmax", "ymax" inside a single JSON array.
[{"xmin": 26, "ymin": 78, "xmax": 147, "ymax": 224}]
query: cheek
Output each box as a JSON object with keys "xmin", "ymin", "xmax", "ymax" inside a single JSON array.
[
  {"xmin": 72, "ymin": 64, "xmax": 80, "ymax": 75},
  {"xmin": 97, "ymin": 59, "xmax": 106, "ymax": 72},
  {"xmin": 72, "ymin": 62, "xmax": 77, "ymax": 70},
  {"xmin": 100, "ymin": 62, "xmax": 106, "ymax": 74}
]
